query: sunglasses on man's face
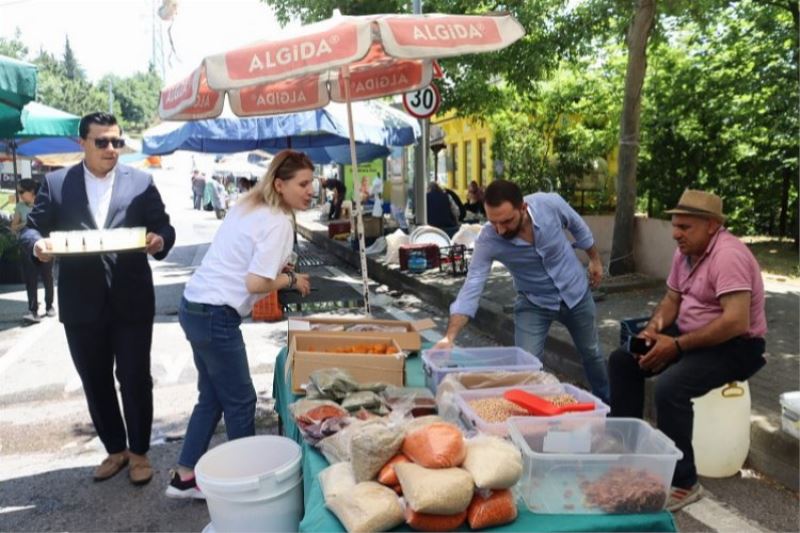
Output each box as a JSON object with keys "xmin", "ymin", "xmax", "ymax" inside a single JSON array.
[{"xmin": 91, "ymin": 137, "xmax": 126, "ymax": 149}]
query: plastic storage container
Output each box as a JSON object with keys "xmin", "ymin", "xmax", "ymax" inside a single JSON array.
[
  {"xmin": 692, "ymin": 381, "xmax": 751, "ymax": 477},
  {"xmin": 780, "ymin": 391, "xmax": 800, "ymax": 439},
  {"xmin": 507, "ymin": 416, "xmax": 682, "ymax": 514},
  {"xmin": 422, "ymin": 346, "xmax": 543, "ymax": 393},
  {"xmin": 196, "ymin": 435, "xmax": 303, "ymax": 532},
  {"xmin": 456, "ymin": 383, "xmax": 610, "ymax": 437}
]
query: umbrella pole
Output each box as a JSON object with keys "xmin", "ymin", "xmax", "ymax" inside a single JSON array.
[
  {"xmin": 341, "ymin": 65, "xmax": 371, "ymax": 315},
  {"xmin": 11, "ymin": 140, "xmax": 19, "ymax": 203}
]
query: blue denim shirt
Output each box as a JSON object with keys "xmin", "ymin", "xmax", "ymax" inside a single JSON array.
[{"xmin": 450, "ymin": 192, "xmax": 594, "ymax": 317}]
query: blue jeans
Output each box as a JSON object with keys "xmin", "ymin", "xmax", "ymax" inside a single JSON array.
[
  {"xmin": 177, "ymin": 297, "xmax": 256, "ymax": 469},
  {"xmin": 514, "ymin": 289, "xmax": 610, "ymax": 403}
]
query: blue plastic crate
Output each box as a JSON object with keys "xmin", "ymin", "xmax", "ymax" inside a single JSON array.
[{"xmin": 619, "ymin": 317, "xmax": 650, "ymax": 347}]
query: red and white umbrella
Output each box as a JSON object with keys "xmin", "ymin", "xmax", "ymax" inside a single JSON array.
[{"xmin": 160, "ymin": 12, "xmax": 525, "ymax": 313}]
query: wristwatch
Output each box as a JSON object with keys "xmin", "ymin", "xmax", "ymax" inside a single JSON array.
[{"xmin": 286, "ymin": 270, "xmax": 297, "ymax": 289}]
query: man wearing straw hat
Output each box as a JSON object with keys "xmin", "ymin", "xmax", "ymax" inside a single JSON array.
[{"xmin": 608, "ymin": 189, "xmax": 767, "ymax": 511}]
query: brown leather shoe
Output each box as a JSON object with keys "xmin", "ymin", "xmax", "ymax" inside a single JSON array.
[
  {"xmin": 128, "ymin": 453, "xmax": 153, "ymax": 486},
  {"xmin": 94, "ymin": 452, "xmax": 129, "ymax": 482}
]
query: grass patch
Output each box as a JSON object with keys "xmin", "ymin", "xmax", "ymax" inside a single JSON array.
[{"xmin": 743, "ymin": 237, "xmax": 799, "ymax": 280}]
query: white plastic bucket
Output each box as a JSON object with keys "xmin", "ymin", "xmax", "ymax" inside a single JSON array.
[
  {"xmin": 692, "ymin": 381, "xmax": 751, "ymax": 478},
  {"xmin": 196, "ymin": 436, "xmax": 303, "ymax": 533}
]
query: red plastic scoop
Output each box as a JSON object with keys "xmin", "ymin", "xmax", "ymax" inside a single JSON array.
[{"xmin": 503, "ymin": 389, "xmax": 596, "ymax": 416}]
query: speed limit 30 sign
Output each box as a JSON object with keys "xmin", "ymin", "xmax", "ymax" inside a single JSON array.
[{"xmin": 402, "ymin": 84, "xmax": 441, "ymax": 119}]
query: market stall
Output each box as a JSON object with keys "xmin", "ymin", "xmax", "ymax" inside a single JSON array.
[{"xmin": 272, "ymin": 346, "xmax": 678, "ymax": 532}]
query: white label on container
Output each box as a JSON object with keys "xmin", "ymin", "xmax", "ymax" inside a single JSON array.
[
  {"xmin": 288, "ymin": 319, "xmax": 311, "ymax": 331},
  {"xmin": 543, "ymin": 427, "xmax": 592, "ymax": 453}
]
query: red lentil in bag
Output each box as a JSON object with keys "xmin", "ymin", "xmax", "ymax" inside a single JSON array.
[
  {"xmin": 401, "ymin": 422, "xmax": 465, "ymax": 468},
  {"xmin": 467, "ymin": 489, "xmax": 518, "ymax": 530}
]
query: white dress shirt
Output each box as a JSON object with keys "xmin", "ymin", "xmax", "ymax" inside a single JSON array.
[{"xmin": 84, "ymin": 164, "xmax": 116, "ymax": 228}]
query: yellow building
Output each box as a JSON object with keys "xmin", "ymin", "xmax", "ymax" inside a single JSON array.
[{"xmin": 431, "ymin": 111, "xmax": 494, "ymax": 200}]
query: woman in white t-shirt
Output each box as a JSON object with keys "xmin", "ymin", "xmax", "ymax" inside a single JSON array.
[{"xmin": 166, "ymin": 150, "xmax": 314, "ymax": 499}]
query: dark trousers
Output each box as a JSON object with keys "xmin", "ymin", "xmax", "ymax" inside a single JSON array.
[
  {"xmin": 20, "ymin": 247, "xmax": 54, "ymax": 313},
  {"xmin": 64, "ymin": 320, "xmax": 154, "ymax": 455},
  {"xmin": 608, "ymin": 334, "xmax": 765, "ymax": 488},
  {"xmin": 329, "ymin": 197, "xmax": 343, "ymax": 220}
]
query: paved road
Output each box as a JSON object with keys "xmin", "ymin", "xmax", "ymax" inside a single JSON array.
[{"xmin": 0, "ymin": 165, "xmax": 796, "ymax": 532}]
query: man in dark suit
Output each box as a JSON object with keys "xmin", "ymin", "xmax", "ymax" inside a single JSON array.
[{"xmin": 20, "ymin": 112, "xmax": 175, "ymax": 486}]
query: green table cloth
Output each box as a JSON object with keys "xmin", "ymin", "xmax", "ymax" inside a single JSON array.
[{"xmin": 272, "ymin": 347, "xmax": 677, "ymax": 532}]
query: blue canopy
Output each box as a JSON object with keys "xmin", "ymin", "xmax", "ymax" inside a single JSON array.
[
  {"xmin": 0, "ymin": 136, "xmax": 80, "ymax": 157},
  {"xmin": 142, "ymin": 100, "xmax": 419, "ymax": 164}
]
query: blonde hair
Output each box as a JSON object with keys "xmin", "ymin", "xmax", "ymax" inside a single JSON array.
[{"xmin": 239, "ymin": 149, "xmax": 314, "ymax": 212}]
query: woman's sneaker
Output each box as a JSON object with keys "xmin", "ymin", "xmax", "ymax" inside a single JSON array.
[{"xmin": 165, "ymin": 469, "xmax": 205, "ymax": 499}]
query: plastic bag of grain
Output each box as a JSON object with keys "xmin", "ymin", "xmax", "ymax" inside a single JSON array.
[
  {"xmin": 462, "ymin": 435, "xmax": 523, "ymax": 489},
  {"xmin": 319, "ymin": 462, "xmax": 357, "ymax": 505},
  {"xmin": 319, "ymin": 418, "xmax": 368, "ymax": 463},
  {"xmin": 350, "ymin": 421, "xmax": 405, "ymax": 482},
  {"xmin": 327, "ymin": 481, "xmax": 404, "ymax": 533},
  {"xmin": 395, "ymin": 463, "xmax": 474, "ymax": 515},
  {"xmin": 402, "ymin": 422, "xmax": 466, "ymax": 468},
  {"xmin": 466, "ymin": 489, "xmax": 518, "ymax": 529},
  {"xmin": 404, "ymin": 507, "xmax": 466, "ymax": 531},
  {"xmin": 377, "ymin": 453, "xmax": 411, "ymax": 486},
  {"xmin": 404, "ymin": 415, "xmax": 444, "ymax": 434}
]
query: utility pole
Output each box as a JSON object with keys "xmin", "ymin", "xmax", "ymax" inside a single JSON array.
[
  {"xmin": 412, "ymin": 0, "xmax": 428, "ymax": 226},
  {"xmin": 107, "ymin": 80, "xmax": 114, "ymax": 114}
]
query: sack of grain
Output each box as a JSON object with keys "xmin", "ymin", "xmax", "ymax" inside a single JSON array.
[
  {"xmin": 467, "ymin": 489, "xmax": 518, "ymax": 529},
  {"xmin": 404, "ymin": 507, "xmax": 466, "ymax": 531},
  {"xmin": 319, "ymin": 462, "xmax": 356, "ymax": 505},
  {"xmin": 377, "ymin": 453, "xmax": 411, "ymax": 486},
  {"xmin": 350, "ymin": 421, "xmax": 404, "ymax": 482},
  {"xmin": 402, "ymin": 422, "xmax": 465, "ymax": 469},
  {"xmin": 395, "ymin": 463, "xmax": 474, "ymax": 515},
  {"xmin": 327, "ymin": 481, "xmax": 404, "ymax": 533},
  {"xmin": 462, "ymin": 435, "xmax": 523, "ymax": 489}
]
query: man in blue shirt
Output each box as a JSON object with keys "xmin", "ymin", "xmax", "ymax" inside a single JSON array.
[{"xmin": 434, "ymin": 180, "xmax": 610, "ymax": 402}]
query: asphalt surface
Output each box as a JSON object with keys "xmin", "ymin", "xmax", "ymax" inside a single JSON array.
[{"xmin": 0, "ymin": 161, "xmax": 797, "ymax": 532}]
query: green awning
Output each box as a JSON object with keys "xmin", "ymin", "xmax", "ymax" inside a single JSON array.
[
  {"xmin": 0, "ymin": 55, "xmax": 38, "ymax": 138},
  {"xmin": 16, "ymin": 102, "xmax": 80, "ymax": 137}
]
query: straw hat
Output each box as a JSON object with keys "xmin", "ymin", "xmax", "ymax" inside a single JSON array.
[{"xmin": 664, "ymin": 189, "xmax": 725, "ymax": 222}]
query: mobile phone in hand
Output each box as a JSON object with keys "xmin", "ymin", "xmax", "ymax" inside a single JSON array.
[{"xmin": 628, "ymin": 336, "xmax": 651, "ymax": 355}]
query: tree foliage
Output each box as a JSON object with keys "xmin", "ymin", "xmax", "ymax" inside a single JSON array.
[
  {"xmin": 263, "ymin": 0, "xmax": 797, "ymax": 241},
  {"xmin": 1, "ymin": 28, "xmax": 162, "ymax": 134}
]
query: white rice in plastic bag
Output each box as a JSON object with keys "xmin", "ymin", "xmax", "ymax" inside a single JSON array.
[
  {"xmin": 462, "ymin": 435, "xmax": 523, "ymax": 489},
  {"xmin": 327, "ymin": 481, "xmax": 404, "ymax": 533},
  {"xmin": 319, "ymin": 462, "xmax": 357, "ymax": 505},
  {"xmin": 394, "ymin": 462, "xmax": 474, "ymax": 515},
  {"xmin": 349, "ymin": 421, "xmax": 404, "ymax": 482}
]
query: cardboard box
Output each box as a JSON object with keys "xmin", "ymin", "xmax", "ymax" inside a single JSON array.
[
  {"xmin": 290, "ymin": 333, "xmax": 405, "ymax": 394},
  {"xmin": 288, "ymin": 316, "xmax": 435, "ymax": 351}
]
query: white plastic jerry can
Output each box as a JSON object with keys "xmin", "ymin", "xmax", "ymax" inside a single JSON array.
[{"xmin": 692, "ymin": 381, "xmax": 751, "ymax": 478}]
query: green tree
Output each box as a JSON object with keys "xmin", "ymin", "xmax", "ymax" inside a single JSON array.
[
  {"xmin": 638, "ymin": 0, "xmax": 798, "ymax": 239},
  {"xmin": 62, "ymin": 35, "xmax": 84, "ymax": 81},
  {"xmin": 0, "ymin": 28, "xmax": 28, "ymax": 59},
  {"xmin": 102, "ymin": 64, "xmax": 162, "ymax": 132}
]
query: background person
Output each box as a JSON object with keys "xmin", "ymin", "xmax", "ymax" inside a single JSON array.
[
  {"xmin": 166, "ymin": 149, "xmax": 314, "ymax": 499},
  {"xmin": 12, "ymin": 178, "xmax": 54, "ymax": 323},
  {"xmin": 608, "ymin": 189, "xmax": 767, "ymax": 511},
  {"xmin": 426, "ymin": 181, "xmax": 460, "ymax": 237},
  {"xmin": 190, "ymin": 170, "xmax": 205, "ymax": 210},
  {"xmin": 434, "ymin": 179, "xmax": 609, "ymax": 402},
  {"xmin": 20, "ymin": 112, "xmax": 175, "ymax": 486},
  {"xmin": 322, "ymin": 175, "xmax": 346, "ymax": 220}
]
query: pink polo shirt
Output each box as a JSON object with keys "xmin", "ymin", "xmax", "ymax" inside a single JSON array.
[{"xmin": 667, "ymin": 228, "xmax": 767, "ymax": 338}]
